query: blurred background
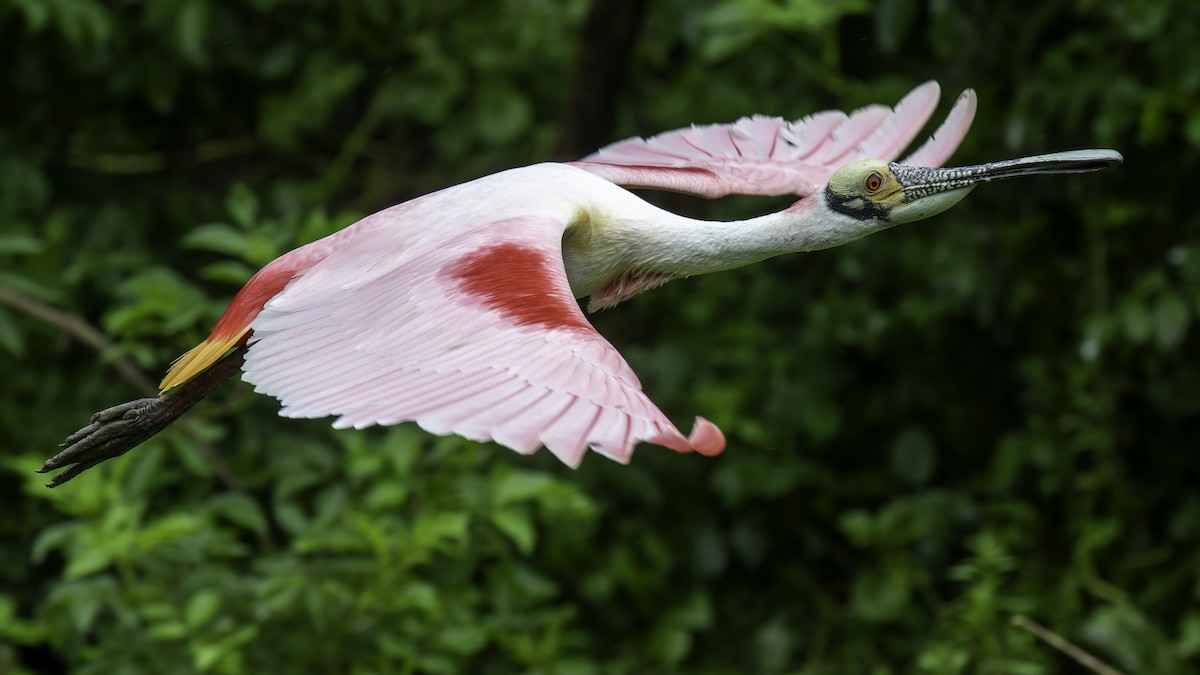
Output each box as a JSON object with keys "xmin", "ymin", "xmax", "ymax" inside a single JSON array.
[{"xmin": 2, "ymin": 0, "xmax": 1198, "ymax": 673}]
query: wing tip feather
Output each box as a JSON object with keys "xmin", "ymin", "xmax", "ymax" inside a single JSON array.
[{"xmin": 901, "ymin": 87, "xmax": 978, "ymax": 167}]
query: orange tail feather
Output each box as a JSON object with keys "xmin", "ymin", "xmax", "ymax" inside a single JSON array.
[{"xmin": 158, "ymin": 329, "xmax": 250, "ymax": 393}]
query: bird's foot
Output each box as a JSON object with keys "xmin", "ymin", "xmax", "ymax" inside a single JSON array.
[
  {"xmin": 41, "ymin": 397, "xmax": 174, "ymax": 487},
  {"xmin": 43, "ymin": 345, "xmax": 246, "ymax": 488}
]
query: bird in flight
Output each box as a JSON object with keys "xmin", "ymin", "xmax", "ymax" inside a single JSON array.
[{"xmin": 43, "ymin": 82, "xmax": 1121, "ymax": 486}]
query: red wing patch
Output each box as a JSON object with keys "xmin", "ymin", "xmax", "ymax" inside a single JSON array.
[
  {"xmin": 160, "ymin": 248, "xmax": 330, "ymax": 391},
  {"xmin": 209, "ymin": 268, "xmax": 297, "ymax": 341},
  {"xmin": 445, "ymin": 243, "xmax": 591, "ymax": 332}
]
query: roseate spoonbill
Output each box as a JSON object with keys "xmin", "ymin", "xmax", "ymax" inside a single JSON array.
[{"xmin": 43, "ymin": 82, "xmax": 1121, "ymax": 486}]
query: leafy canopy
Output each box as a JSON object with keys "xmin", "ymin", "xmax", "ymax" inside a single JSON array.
[{"xmin": 2, "ymin": 0, "xmax": 1199, "ymax": 673}]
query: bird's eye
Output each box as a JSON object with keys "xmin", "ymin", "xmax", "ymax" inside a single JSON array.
[{"xmin": 864, "ymin": 172, "xmax": 884, "ymax": 193}]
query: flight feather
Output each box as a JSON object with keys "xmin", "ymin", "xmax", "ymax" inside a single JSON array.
[{"xmin": 571, "ymin": 81, "xmax": 977, "ymax": 197}]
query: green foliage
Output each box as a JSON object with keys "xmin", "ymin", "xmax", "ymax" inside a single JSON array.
[{"xmin": 2, "ymin": 0, "xmax": 1199, "ymax": 672}]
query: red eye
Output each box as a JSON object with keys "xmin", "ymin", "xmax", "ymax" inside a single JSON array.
[{"xmin": 865, "ymin": 172, "xmax": 883, "ymax": 192}]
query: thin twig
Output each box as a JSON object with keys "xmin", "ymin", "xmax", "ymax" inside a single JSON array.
[
  {"xmin": 0, "ymin": 284, "xmax": 157, "ymax": 394},
  {"xmin": 65, "ymin": 136, "xmax": 259, "ymax": 175},
  {"xmin": 1012, "ymin": 615, "xmax": 1125, "ymax": 675}
]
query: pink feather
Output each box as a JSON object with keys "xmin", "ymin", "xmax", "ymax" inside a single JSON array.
[
  {"xmin": 573, "ymin": 81, "xmax": 977, "ymax": 198},
  {"xmin": 244, "ymin": 213, "xmax": 727, "ymax": 467},
  {"xmin": 901, "ymin": 89, "xmax": 978, "ymax": 168}
]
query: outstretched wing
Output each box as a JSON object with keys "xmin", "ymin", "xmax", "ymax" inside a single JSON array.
[
  {"xmin": 241, "ymin": 214, "xmax": 724, "ymax": 468},
  {"xmin": 572, "ymin": 81, "xmax": 977, "ymax": 198}
]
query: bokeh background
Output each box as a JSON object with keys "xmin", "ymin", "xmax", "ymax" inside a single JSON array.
[{"xmin": 2, "ymin": 0, "xmax": 1198, "ymax": 673}]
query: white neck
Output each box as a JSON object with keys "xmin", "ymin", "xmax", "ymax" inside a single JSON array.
[
  {"xmin": 651, "ymin": 198, "xmax": 886, "ymax": 274},
  {"xmin": 568, "ymin": 190, "xmax": 895, "ymax": 298}
]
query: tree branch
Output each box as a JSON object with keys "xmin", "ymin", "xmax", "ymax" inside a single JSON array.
[
  {"xmin": 1012, "ymin": 615, "xmax": 1125, "ymax": 675},
  {"xmin": 0, "ymin": 284, "xmax": 157, "ymax": 395},
  {"xmin": 555, "ymin": 0, "xmax": 649, "ymax": 158}
]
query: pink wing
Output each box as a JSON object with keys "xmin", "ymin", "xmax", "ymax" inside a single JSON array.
[
  {"xmin": 571, "ymin": 82, "xmax": 977, "ymax": 198},
  {"xmin": 240, "ymin": 215, "xmax": 724, "ymax": 468}
]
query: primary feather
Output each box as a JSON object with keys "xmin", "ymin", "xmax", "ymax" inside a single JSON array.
[{"xmin": 572, "ymin": 81, "xmax": 976, "ymax": 197}]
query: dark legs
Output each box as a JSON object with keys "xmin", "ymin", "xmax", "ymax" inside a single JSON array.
[{"xmin": 41, "ymin": 345, "xmax": 248, "ymax": 487}]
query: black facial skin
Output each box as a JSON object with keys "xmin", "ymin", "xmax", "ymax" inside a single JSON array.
[{"xmin": 824, "ymin": 185, "xmax": 891, "ymax": 222}]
